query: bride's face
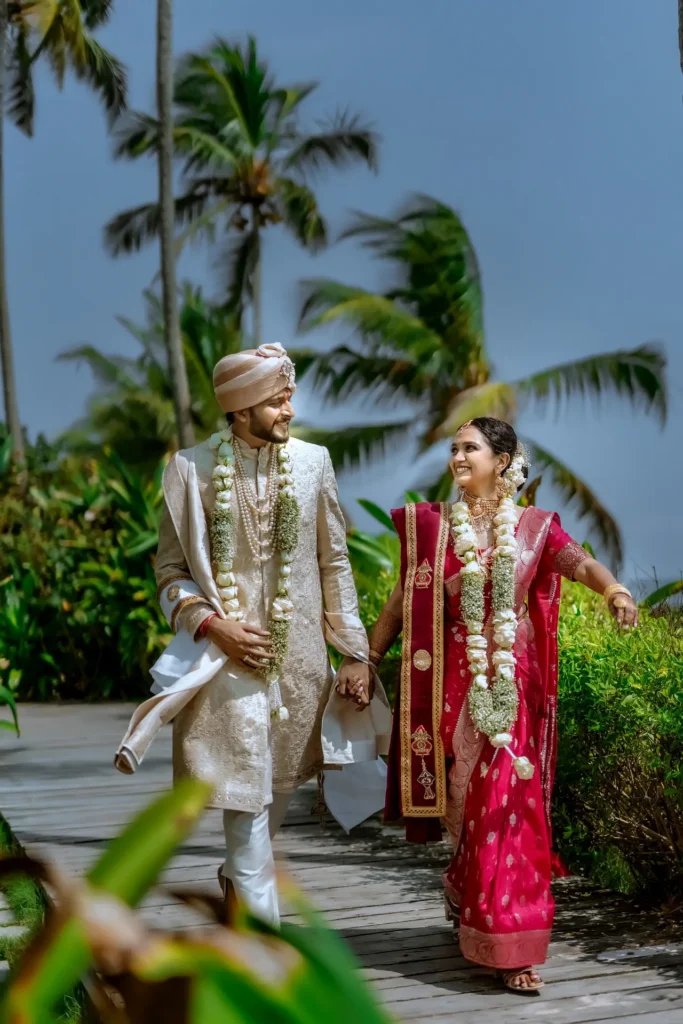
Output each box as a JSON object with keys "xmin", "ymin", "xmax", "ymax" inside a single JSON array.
[{"xmin": 449, "ymin": 425, "xmax": 510, "ymax": 494}]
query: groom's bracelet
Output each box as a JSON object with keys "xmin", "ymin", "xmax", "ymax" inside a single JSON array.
[{"xmin": 196, "ymin": 613, "xmax": 219, "ymax": 641}]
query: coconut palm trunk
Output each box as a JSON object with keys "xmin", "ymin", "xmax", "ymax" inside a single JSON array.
[
  {"xmin": 0, "ymin": 0, "xmax": 25, "ymax": 466},
  {"xmin": 156, "ymin": 0, "xmax": 194, "ymax": 449},
  {"xmin": 250, "ymin": 212, "xmax": 262, "ymax": 346}
]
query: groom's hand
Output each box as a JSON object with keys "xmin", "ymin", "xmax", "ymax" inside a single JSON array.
[
  {"xmin": 336, "ymin": 658, "xmax": 373, "ymax": 712},
  {"xmin": 207, "ymin": 618, "xmax": 274, "ymax": 671}
]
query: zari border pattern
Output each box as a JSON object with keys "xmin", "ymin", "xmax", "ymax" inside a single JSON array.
[
  {"xmin": 170, "ymin": 595, "xmax": 209, "ymax": 633},
  {"xmin": 459, "ymin": 924, "xmax": 552, "ymax": 969},
  {"xmin": 156, "ymin": 573, "xmax": 193, "ymax": 602},
  {"xmin": 399, "ymin": 502, "xmax": 449, "ymax": 817}
]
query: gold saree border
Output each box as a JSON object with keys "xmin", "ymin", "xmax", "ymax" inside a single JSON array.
[{"xmin": 400, "ymin": 502, "xmax": 449, "ymax": 817}]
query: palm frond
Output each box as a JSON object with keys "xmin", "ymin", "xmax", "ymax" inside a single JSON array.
[
  {"xmin": 79, "ymin": 0, "xmax": 113, "ymax": 29},
  {"xmin": 525, "ymin": 439, "xmax": 623, "ymax": 568},
  {"xmin": 294, "ymin": 345, "xmax": 430, "ymax": 407},
  {"xmin": 173, "ymin": 197, "xmax": 233, "ymax": 255},
  {"xmin": 642, "ymin": 579, "xmax": 683, "ymax": 609},
  {"xmin": 104, "ymin": 190, "xmax": 212, "ymax": 255},
  {"xmin": 435, "ymin": 382, "xmax": 518, "ymax": 439},
  {"xmin": 278, "ymin": 177, "xmax": 326, "ymax": 251},
  {"xmin": 214, "ymin": 230, "xmax": 258, "ymax": 321},
  {"xmin": 8, "ymin": 24, "xmax": 35, "ymax": 135},
  {"xmin": 267, "ymin": 81, "xmax": 318, "ymax": 144},
  {"xmin": 285, "ymin": 111, "xmax": 379, "ymax": 175},
  {"xmin": 291, "ymin": 420, "xmax": 413, "ymax": 472},
  {"xmin": 57, "ymin": 345, "xmax": 140, "ymax": 390},
  {"xmin": 77, "ymin": 33, "xmax": 127, "ymax": 125},
  {"xmin": 356, "ymin": 498, "xmax": 396, "ymax": 533},
  {"xmin": 174, "ymin": 125, "xmax": 239, "ymax": 173},
  {"xmin": 298, "ymin": 279, "xmax": 442, "ymax": 359},
  {"xmin": 515, "ymin": 344, "xmax": 667, "ymax": 426},
  {"xmin": 112, "ymin": 110, "xmax": 160, "ymax": 159}
]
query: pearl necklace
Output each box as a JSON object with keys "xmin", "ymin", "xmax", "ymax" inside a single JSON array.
[
  {"xmin": 208, "ymin": 427, "xmax": 301, "ymax": 721},
  {"xmin": 232, "ymin": 442, "xmax": 279, "ymax": 563}
]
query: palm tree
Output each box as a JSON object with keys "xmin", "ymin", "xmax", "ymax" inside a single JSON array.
[
  {"xmin": 105, "ymin": 36, "xmax": 379, "ymax": 343},
  {"xmin": 0, "ymin": 0, "xmax": 127, "ymax": 466},
  {"xmin": 293, "ymin": 196, "xmax": 667, "ymax": 565},
  {"xmin": 58, "ymin": 285, "xmax": 239, "ymax": 470},
  {"xmin": 156, "ymin": 0, "xmax": 193, "ymax": 450}
]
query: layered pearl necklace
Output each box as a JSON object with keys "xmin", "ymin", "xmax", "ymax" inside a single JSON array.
[
  {"xmin": 450, "ymin": 450, "xmax": 535, "ymax": 780},
  {"xmin": 208, "ymin": 427, "xmax": 301, "ymax": 721}
]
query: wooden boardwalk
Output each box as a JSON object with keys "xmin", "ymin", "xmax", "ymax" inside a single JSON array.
[{"xmin": 2, "ymin": 705, "xmax": 683, "ymax": 1022}]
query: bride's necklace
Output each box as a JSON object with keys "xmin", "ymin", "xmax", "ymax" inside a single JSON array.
[
  {"xmin": 463, "ymin": 491, "xmax": 499, "ymax": 530},
  {"xmin": 450, "ymin": 465, "xmax": 535, "ymax": 781}
]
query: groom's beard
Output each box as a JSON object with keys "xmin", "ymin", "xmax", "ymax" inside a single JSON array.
[{"xmin": 248, "ymin": 411, "xmax": 291, "ymax": 444}]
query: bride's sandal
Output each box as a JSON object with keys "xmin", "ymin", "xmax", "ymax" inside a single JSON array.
[{"xmin": 498, "ymin": 967, "xmax": 544, "ymax": 994}]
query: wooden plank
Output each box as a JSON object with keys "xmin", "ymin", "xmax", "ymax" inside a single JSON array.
[{"xmin": 4, "ymin": 704, "xmax": 683, "ymax": 1021}]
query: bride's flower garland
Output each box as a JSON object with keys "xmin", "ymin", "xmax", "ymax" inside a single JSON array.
[
  {"xmin": 450, "ymin": 448, "xmax": 535, "ymax": 780},
  {"xmin": 208, "ymin": 427, "xmax": 300, "ymax": 721}
]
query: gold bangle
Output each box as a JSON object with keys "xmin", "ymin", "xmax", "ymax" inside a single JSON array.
[{"xmin": 603, "ymin": 584, "xmax": 632, "ymax": 607}]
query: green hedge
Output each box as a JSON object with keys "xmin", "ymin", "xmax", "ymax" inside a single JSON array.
[{"xmin": 554, "ymin": 585, "xmax": 683, "ymax": 898}]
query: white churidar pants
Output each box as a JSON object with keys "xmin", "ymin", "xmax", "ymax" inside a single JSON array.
[{"xmin": 221, "ymin": 789, "xmax": 293, "ymax": 928}]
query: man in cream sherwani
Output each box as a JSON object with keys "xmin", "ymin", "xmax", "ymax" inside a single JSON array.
[{"xmin": 115, "ymin": 342, "xmax": 388, "ymax": 927}]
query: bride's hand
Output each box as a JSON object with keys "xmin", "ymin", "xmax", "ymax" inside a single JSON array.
[{"xmin": 609, "ymin": 593, "xmax": 639, "ymax": 631}]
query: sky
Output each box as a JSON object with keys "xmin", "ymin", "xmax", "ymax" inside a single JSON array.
[{"xmin": 5, "ymin": 0, "xmax": 682, "ymax": 586}]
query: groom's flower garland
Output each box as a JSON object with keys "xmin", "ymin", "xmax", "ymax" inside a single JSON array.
[
  {"xmin": 208, "ymin": 427, "xmax": 300, "ymax": 721},
  {"xmin": 450, "ymin": 450, "xmax": 535, "ymax": 780}
]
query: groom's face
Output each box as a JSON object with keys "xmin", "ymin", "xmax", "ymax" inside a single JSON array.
[{"xmin": 245, "ymin": 387, "xmax": 295, "ymax": 444}]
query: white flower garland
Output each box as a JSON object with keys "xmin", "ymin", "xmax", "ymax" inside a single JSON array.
[
  {"xmin": 208, "ymin": 426, "xmax": 299, "ymax": 721},
  {"xmin": 450, "ymin": 449, "xmax": 534, "ymax": 780}
]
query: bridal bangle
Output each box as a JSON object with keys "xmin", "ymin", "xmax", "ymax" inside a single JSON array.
[{"xmin": 603, "ymin": 584, "xmax": 632, "ymax": 608}]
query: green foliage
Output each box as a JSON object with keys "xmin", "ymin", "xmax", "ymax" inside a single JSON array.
[
  {"xmin": 105, "ymin": 37, "xmax": 378, "ymax": 325},
  {"xmin": 59, "ymin": 285, "xmax": 236, "ymax": 471},
  {"xmin": 7, "ymin": 0, "xmax": 127, "ymax": 139},
  {"xmin": 642, "ymin": 578, "xmax": 683, "ymax": 608},
  {"xmin": 295, "ymin": 194, "xmax": 667, "ymax": 566},
  {"xmin": 0, "ymin": 782, "xmax": 390, "ymax": 1024},
  {"xmin": 0, "ymin": 441, "xmax": 169, "ymax": 701},
  {"xmin": 553, "ymin": 585, "xmax": 683, "ymax": 898}
]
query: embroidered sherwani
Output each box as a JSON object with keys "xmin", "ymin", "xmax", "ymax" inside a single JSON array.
[{"xmin": 154, "ymin": 436, "xmax": 369, "ymax": 811}]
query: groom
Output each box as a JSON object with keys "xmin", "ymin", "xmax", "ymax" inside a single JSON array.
[{"xmin": 116, "ymin": 343, "xmax": 377, "ymax": 926}]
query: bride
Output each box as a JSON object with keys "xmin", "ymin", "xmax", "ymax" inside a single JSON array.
[{"xmin": 364, "ymin": 417, "xmax": 638, "ymax": 993}]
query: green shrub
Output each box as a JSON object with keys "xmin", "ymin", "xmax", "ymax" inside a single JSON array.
[
  {"xmin": 0, "ymin": 449, "xmax": 169, "ymax": 702},
  {"xmin": 553, "ymin": 584, "xmax": 683, "ymax": 898}
]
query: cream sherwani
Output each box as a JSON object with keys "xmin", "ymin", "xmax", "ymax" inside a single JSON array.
[{"xmin": 139, "ymin": 435, "xmax": 372, "ymax": 812}]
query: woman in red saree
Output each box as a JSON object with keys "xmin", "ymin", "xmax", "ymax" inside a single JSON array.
[{"xmin": 366, "ymin": 418, "xmax": 638, "ymax": 993}]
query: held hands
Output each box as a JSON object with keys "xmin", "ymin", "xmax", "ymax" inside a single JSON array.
[
  {"xmin": 608, "ymin": 593, "xmax": 639, "ymax": 631},
  {"xmin": 336, "ymin": 658, "xmax": 374, "ymax": 712},
  {"xmin": 206, "ymin": 617, "xmax": 274, "ymax": 671}
]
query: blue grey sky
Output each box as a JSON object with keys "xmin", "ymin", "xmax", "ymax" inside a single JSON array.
[{"xmin": 5, "ymin": 0, "xmax": 682, "ymax": 582}]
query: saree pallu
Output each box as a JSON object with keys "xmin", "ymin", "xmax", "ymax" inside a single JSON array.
[{"xmin": 387, "ymin": 502, "xmax": 585, "ymax": 970}]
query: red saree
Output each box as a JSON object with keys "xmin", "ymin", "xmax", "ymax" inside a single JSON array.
[{"xmin": 385, "ymin": 502, "xmax": 588, "ymax": 969}]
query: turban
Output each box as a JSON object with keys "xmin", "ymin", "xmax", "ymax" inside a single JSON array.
[{"xmin": 213, "ymin": 343, "xmax": 296, "ymax": 414}]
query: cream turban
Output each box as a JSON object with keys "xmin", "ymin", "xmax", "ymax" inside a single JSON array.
[{"xmin": 213, "ymin": 343, "xmax": 296, "ymax": 414}]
